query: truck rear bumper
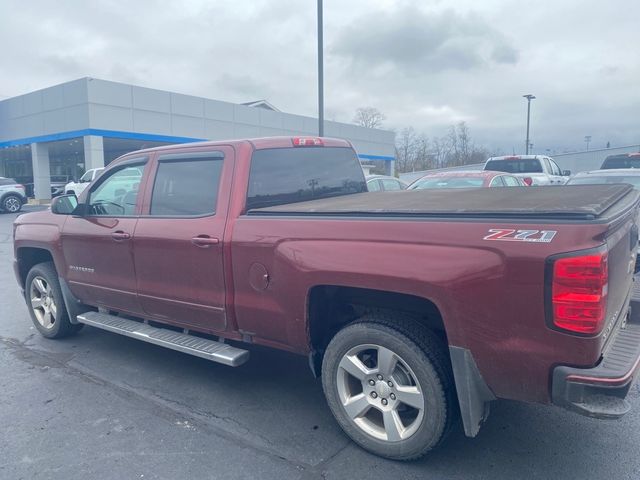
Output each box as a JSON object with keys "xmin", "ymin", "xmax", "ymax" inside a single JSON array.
[{"xmin": 552, "ymin": 300, "xmax": 640, "ymax": 419}]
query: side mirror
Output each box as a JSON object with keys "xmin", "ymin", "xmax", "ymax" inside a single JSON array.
[
  {"xmin": 51, "ymin": 194, "xmax": 78, "ymax": 215},
  {"xmin": 562, "ymin": 170, "xmax": 571, "ymax": 176}
]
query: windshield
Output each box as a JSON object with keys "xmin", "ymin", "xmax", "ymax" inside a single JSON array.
[
  {"xmin": 80, "ymin": 171, "xmax": 93, "ymax": 182},
  {"xmin": 567, "ymin": 175, "xmax": 640, "ymax": 188},
  {"xmin": 485, "ymin": 159, "xmax": 543, "ymax": 173},
  {"xmin": 410, "ymin": 176, "xmax": 485, "ymax": 189},
  {"xmin": 601, "ymin": 156, "xmax": 640, "ymax": 169}
]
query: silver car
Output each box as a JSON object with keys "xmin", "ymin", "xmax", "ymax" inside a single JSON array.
[
  {"xmin": 366, "ymin": 175, "xmax": 408, "ymax": 191},
  {"xmin": 0, "ymin": 177, "xmax": 27, "ymax": 213}
]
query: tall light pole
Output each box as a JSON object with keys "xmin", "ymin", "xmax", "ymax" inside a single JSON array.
[
  {"xmin": 317, "ymin": 0, "xmax": 324, "ymax": 137},
  {"xmin": 584, "ymin": 135, "xmax": 592, "ymax": 151},
  {"xmin": 523, "ymin": 94, "xmax": 535, "ymax": 155}
]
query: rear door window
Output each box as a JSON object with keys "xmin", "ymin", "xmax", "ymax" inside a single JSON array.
[
  {"xmin": 489, "ymin": 176, "xmax": 505, "ymax": 187},
  {"xmin": 503, "ymin": 176, "xmax": 521, "ymax": 186},
  {"xmin": 150, "ymin": 152, "xmax": 224, "ymax": 216},
  {"xmin": 367, "ymin": 179, "xmax": 381, "ymax": 191},
  {"xmin": 381, "ymin": 179, "xmax": 403, "ymax": 191}
]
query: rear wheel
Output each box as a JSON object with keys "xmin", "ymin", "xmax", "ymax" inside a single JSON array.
[
  {"xmin": 25, "ymin": 262, "xmax": 82, "ymax": 338},
  {"xmin": 321, "ymin": 314, "xmax": 456, "ymax": 460},
  {"xmin": 3, "ymin": 194, "xmax": 23, "ymax": 213}
]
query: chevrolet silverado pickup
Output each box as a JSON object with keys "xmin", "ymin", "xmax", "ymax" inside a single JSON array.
[{"xmin": 13, "ymin": 137, "xmax": 640, "ymax": 460}]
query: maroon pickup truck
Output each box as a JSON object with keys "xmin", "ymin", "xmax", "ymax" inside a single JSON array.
[{"xmin": 13, "ymin": 137, "xmax": 640, "ymax": 460}]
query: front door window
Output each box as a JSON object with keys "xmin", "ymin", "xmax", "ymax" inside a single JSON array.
[{"xmin": 88, "ymin": 163, "xmax": 146, "ymax": 216}]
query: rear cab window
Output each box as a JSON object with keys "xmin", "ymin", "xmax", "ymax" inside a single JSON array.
[
  {"xmin": 246, "ymin": 147, "xmax": 366, "ymax": 210},
  {"xmin": 485, "ymin": 158, "xmax": 543, "ymax": 174},
  {"xmin": 601, "ymin": 155, "xmax": 640, "ymax": 169}
]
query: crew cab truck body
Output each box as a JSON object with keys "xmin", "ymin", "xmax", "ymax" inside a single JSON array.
[
  {"xmin": 13, "ymin": 137, "xmax": 640, "ymax": 460},
  {"xmin": 485, "ymin": 154, "xmax": 569, "ymax": 185}
]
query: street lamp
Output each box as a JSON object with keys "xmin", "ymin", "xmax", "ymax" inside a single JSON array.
[
  {"xmin": 317, "ymin": 0, "xmax": 324, "ymax": 137},
  {"xmin": 584, "ymin": 135, "xmax": 592, "ymax": 151},
  {"xmin": 523, "ymin": 94, "xmax": 536, "ymax": 155}
]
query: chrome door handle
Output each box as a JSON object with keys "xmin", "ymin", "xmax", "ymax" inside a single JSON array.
[
  {"xmin": 191, "ymin": 236, "xmax": 220, "ymax": 248},
  {"xmin": 111, "ymin": 231, "xmax": 131, "ymax": 241}
]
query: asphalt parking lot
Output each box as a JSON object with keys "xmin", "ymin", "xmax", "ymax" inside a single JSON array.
[{"xmin": 1, "ymin": 206, "xmax": 639, "ymax": 480}]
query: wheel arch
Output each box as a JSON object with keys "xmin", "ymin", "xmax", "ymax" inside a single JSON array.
[
  {"xmin": 16, "ymin": 247, "xmax": 55, "ymax": 289},
  {"xmin": 16, "ymin": 246, "xmax": 89, "ymax": 324},
  {"xmin": 307, "ymin": 285, "xmax": 448, "ymax": 371}
]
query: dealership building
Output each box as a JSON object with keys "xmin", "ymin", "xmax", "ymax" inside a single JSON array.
[{"xmin": 0, "ymin": 77, "xmax": 395, "ymax": 201}]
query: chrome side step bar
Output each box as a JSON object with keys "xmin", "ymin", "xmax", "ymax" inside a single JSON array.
[{"xmin": 77, "ymin": 312, "xmax": 249, "ymax": 367}]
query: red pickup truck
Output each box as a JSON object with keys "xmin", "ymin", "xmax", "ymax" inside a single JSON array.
[{"xmin": 13, "ymin": 137, "xmax": 640, "ymax": 460}]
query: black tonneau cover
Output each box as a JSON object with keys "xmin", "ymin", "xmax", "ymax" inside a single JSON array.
[{"xmin": 249, "ymin": 184, "xmax": 637, "ymax": 220}]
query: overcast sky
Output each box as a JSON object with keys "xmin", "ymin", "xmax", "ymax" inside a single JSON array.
[{"xmin": 1, "ymin": 0, "xmax": 638, "ymax": 153}]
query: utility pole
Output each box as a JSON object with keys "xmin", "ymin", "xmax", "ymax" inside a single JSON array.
[
  {"xmin": 584, "ymin": 135, "xmax": 591, "ymax": 151},
  {"xmin": 523, "ymin": 94, "xmax": 535, "ymax": 155},
  {"xmin": 317, "ymin": 0, "xmax": 324, "ymax": 137}
]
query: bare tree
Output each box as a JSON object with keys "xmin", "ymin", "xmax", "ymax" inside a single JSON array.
[
  {"xmin": 353, "ymin": 107, "xmax": 386, "ymax": 129},
  {"xmin": 394, "ymin": 122, "xmax": 489, "ymax": 173},
  {"xmin": 394, "ymin": 127, "xmax": 417, "ymax": 173}
]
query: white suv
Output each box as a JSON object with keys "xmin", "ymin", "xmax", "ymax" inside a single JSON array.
[
  {"xmin": 0, "ymin": 178, "xmax": 27, "ymax": 213},
  {"xmin": 64, "ymin": 168, "xmax": 105, "ymax": 196}
]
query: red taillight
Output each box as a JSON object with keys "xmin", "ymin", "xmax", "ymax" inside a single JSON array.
[
  {"xmin": 16, "ymin": 184, "xmax": 25, "ymax": 190},
  {"xmin": 293, "ymin": 137, "xmax": 323, "ymax": 146},
  {"xmin": 522, "ymin": 177, "xmax": 533, "ymax": 186},
  {"xmin": 551, "ymin": 251, "xmax": 608, "ymax": 334},
  {"xmin": 505, "ymin": 155, "xmax": 521, "ymax": 160}
]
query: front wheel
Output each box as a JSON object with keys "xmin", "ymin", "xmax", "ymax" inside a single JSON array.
[
  {"xmin": 25, "ymin": 262, "xmax": 82, "ymax": 339},
  {"xmin": 2, "ymin": 194, "xmax": 23, "ymax": 213},
  {"xmin": 321, "ymin": 316, "xmax": 456, "ymax": 460}
]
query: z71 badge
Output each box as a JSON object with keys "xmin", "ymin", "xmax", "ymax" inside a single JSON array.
[{"xmin": 483, "ymin": 229, "xmax": 557, "ymax": 243}]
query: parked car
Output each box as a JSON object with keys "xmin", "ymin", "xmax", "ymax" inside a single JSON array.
[
  {"xmin": 600, "ymin": 152, "xmax": 640, "ymax": 169},
  {"xmin": 408, "ymin": 170, "xmax": 525, "ymax": 189},
  {"xmin": 567, "ymin": 169, "xmax": 640, "ymax": 188},
  {"xmin": 366, "ymin": 175, "xmax": 408, "ymax": 191},
  {"xmin": 566, "ymin": 168, "xmax": 640, "ymax": 273},
  {"xmin": 65, "ymin": 168, "xmax": 105, "ymax": 195},
  {"xmin": 484, "ymin": 155, "xmax": 569, "ymax": 185},
  {"xmin": 0, "ymin": 177, "xmax": 27, "ymax": 213},
  {"xmin": 50, "ymin": 175, "xmax": 70, "ymax": 197},
  {"xmin": 13, "ymin": 136, "xmax": 640, "ymax": 461}
]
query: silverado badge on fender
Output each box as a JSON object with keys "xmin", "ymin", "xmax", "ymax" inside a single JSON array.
[{"xmin": 483, "ymin": 229, "xmax": 557, "ymax": 243}]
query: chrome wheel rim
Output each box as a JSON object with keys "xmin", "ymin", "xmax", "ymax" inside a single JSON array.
[
  {"xmin": 336, "ymin": 344, "xmax": 425, "ymax": 442},
  {"xmin": 5, "ymin": 197, "xmax": 20, "ymax": 212},
  {"xmin": 30, "ymin": 276, "xmax": 57, "ymax": 329}
]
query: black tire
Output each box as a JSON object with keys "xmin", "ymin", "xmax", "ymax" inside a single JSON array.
[
  {"xmin": 2, "ymin": 194, "xmax": 23, "ymax": 213},
  {"xmin": 25, "ymin": 262, "xmax": 83, "ymax": 339},
  {"xmin": 322, "ymin": 313, "xmax": 457, "ymax": 461},
  {"xmin": 66, "ymin": 190, "xmax": 75, "ymax": 195}
]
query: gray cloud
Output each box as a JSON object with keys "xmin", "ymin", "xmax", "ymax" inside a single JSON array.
[
  {"xmin": 0, "ymin": 0, "xmax": 638, "ymax": 153},
  {"xmin": 332, "ymin": 6, "xmax": 519, "ymax": 73}
]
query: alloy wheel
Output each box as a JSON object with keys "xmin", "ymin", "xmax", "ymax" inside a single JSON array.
[
  {"xmin": 30, "ymin": 276, "xmax": 57, "ymax": 329},
  {"xmin": 336, "ymin": 343, "xmax": 425, "ymax": 442}
]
